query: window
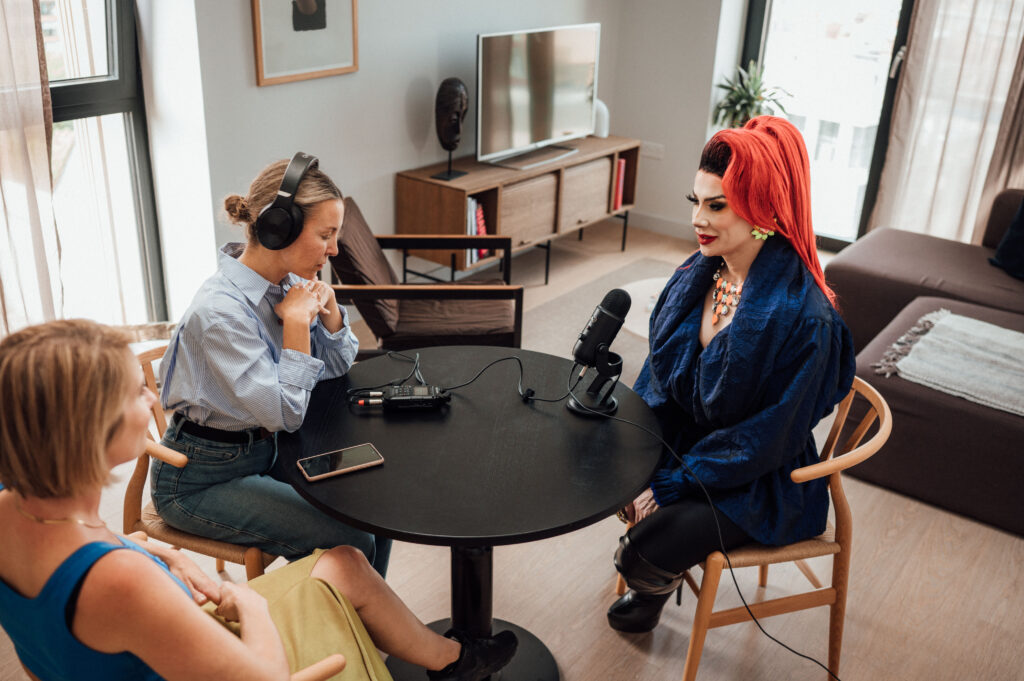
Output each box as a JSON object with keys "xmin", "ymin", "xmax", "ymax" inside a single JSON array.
[
  {"xmin": 740, "ymin": 0, "xmax": 915, "ymax": 247},
  {"xmin": 48, "ymin": 0, "xmax": 165, "ymax": 323}
]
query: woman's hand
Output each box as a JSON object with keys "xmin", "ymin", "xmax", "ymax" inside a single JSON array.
[
  {"xmin": 275, "ymin": 283, "xmax": 322, "ymax": 326},
  {"xmin": 307, "ymin": 280, "xmax": 344, "ymax": 333},
  {"xmin": 627, "ymin": 488, "xmax": 660, "ymax": 524},
  {"xmin": 164, "ymin": 551, "xmax": 222, "ymax": 606},
  {"xmin": 307, "ymin": 280, "xmax": 335, "ymax": 313},
  {"xmin": 125, "ymin": 535, "xmax": 221, "ymax": 606},
  {"xmin": 214, "ymin": 582, "xmax": 270, "ymax": 623}
]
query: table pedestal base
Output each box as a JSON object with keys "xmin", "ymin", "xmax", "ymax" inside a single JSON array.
[{"xmin": 384, "ymin": 619, "xmax": 559, "ymax": 681}]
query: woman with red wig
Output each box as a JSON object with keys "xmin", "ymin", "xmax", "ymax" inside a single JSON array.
[{"xmin": 608, "ymin": 116, "xmax": 856, "ymax": 633}]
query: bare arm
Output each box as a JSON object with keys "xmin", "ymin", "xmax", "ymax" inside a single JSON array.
[
  {"xmin": 124, "ymin": 533, "xmax": 220, "ymax": 605},
  {"xmin": 73, "ymin": 550, "xmax": 290, "ymax": 681}
]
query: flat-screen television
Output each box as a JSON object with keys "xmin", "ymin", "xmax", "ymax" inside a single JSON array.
[{"xmin": 476, "ymin": 23, "xmax": 600, "ymax": 163}]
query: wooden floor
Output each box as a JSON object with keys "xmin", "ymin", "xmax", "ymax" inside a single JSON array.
[{"xmin": 3, "ymin": 221, "xmax": 1022, "ymax": 680}]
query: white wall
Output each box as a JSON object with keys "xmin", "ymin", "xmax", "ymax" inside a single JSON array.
[
  {"xmin": 609, "ymin": 0, "xmax": 733, "ymax": 238},
  {"xmin": 140, "ymin": 1, "xmax": 746, "ymax": 309},
  {"xmin": 191, "ymin": 0, "xmax": 624, "ymax": 247}
]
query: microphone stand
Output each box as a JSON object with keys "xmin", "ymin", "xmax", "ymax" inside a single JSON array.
[{"xmin": 567, "ymin": 345, "xmax": 623, "ymax": 417}]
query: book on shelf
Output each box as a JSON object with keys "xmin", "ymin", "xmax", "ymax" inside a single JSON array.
[
  {"xmin": 613, "ymin": 157, "xmax": 626, "ymax": 211},
  {"xmin": 466, "ymin": 197, "xmax": 477, "ymax": 265},
  {"xmin": 475, "ymin": 203, "xmax": 489, "ymax": 259}
]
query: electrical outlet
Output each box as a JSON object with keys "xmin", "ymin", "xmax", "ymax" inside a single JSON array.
[{"xmin": 640, "ymin": 141, "xmax": 664, "ymax": 159}]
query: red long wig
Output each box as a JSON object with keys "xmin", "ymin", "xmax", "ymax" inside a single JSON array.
[{"xmin": 707, "ymin": 116, "xmax": 836, "ymax": 307}]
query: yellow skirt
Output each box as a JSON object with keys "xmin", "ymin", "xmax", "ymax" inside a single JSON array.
[{"xmin": 203, "ymin": 550, "xmax": 392, "ymax": 681}]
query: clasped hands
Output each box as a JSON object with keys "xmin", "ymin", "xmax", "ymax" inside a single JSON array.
[
  {"xmin": 274, "ymin": 280, "xmax": 337, "ymax": 326},
  {"xmin": 619, "ymin": 488, "xmax": 660, "ymax": 525},
  {"xmin": 128, "ymin": 532, "xmax": 266, "ymax": 622}
]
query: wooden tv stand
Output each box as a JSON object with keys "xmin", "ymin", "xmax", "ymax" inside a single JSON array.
[{"xmin": 395, "ymin": 135, "xmax": 640, "ymax": 283}]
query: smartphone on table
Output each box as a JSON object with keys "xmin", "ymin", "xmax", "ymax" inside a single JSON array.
[{"xmin": 296, "ymin": 443, "xmax": 384, "ymax": 482}]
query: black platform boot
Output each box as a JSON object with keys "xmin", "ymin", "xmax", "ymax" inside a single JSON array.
[{"xmin": 607, "ymin": 533, "xmax": 684, "ymax": 633}]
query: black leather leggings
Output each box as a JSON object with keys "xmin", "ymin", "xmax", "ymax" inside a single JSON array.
[{"xmin": 626, "ymin": 497, "xmax": 752, "ymax": 574}]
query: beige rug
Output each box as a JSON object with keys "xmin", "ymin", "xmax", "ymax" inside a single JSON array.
[{"xmin": 523, "ymin": 258, "xmax": 679, "ymax": 387}]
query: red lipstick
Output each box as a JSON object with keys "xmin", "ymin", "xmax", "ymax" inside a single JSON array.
[{"xmin": 697, "ymin": 234, "xmax": 717, "ymax": 245}]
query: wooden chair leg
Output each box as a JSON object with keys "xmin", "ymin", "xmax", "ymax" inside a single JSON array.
[
  {"xmin": 215, "ymin": 558, "xmax": 226, "ymax": 574},
  {"xmin": 758, "ymin": 564, "xmax": 768, "ymax": 587},
  {"xmin": 794, "ymin": 559, "xmax": 823, "ymax": 589},
  {"xmin": 615, "ymin": 574, "xmax": 627, "ymax": 596},
  {"xmin": 682, "ymin": 553, "xmax": 725, "ymax": 681},
  {"xmin": 827, "ymin": 551, "xmax": 851, "ymax": 677},
  {"xmin": 244, "ymin": 548, "xmax": 267, "ymax": 581}
]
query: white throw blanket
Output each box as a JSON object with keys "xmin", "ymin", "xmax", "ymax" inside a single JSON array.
[{"xmin": 873, "ymin": 309, "xmax": 1024, "ymax": 418}]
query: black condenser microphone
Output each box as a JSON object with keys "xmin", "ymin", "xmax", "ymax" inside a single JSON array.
[{"xmin": 573, "ymin": 289, "xmax": 631, "ymax": 367}]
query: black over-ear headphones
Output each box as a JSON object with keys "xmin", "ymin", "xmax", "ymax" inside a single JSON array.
[{"xmin": 253, "ymin": 151, "xmax": 319, "ymax": 250}]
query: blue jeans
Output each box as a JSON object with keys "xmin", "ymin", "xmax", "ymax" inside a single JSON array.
[{"xmin": 151, "ymin": 417, "xmax": 391, "ymax": 576}]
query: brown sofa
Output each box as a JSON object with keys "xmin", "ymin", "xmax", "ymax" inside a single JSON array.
[
  {"xmin": 825, "ymin": 188, "xmax": 1024, "ymax": 352},
  {"xmin": 825, "ymin": 189, "xmax": 1024, "ymax": 536}
]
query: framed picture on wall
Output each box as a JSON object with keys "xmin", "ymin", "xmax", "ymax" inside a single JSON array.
[{"xmin": 251, "ymin": 0, "xmax": 358, "ymax": 86}]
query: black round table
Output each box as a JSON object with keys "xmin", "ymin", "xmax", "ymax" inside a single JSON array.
[{"xmin": 274, "ymin": 346, "xmax": 662, "ymax": 680}]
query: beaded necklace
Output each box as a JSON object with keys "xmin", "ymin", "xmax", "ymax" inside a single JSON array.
[{"xmin": 711, "ymin": 264, "xmax": 743, "ymax": 325}]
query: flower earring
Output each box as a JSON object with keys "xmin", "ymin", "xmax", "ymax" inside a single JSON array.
[{"xmin": 751, "ymin": 217, "xmax": 779, "ymax": 241}]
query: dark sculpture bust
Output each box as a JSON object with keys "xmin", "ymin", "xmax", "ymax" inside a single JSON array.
[{"xmin": 435, "ymin": 77, "xmax": 468, "ymax": 152}]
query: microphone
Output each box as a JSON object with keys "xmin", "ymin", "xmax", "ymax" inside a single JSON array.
[
  {"xmin": 573, "ymin": 289, "xmax": 631, "ymax": 367},
  {"xmin": 567, "ymin": 289, "xmax": 631, "ymax": 417}
]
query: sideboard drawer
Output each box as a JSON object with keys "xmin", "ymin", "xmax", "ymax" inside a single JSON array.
[
  {"xmin": 561, "ymin": 157, "xmax": 612, "ymax": 231},
  {"xmin": 500, "ymin": 173, "xmax": 557, "ymax": 246}
]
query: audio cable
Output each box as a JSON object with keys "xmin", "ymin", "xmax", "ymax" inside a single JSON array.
[
  {"xmin": 440, "ymin": 354, "xmax": 582, "ymax": 403},
  {"xmin": 346, "ymin": 351, "xmax": 427, "ymax": 403}
]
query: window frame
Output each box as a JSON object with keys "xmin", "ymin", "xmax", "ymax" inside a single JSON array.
[
  {"xmin": 48, "ymin": 0, "xmax": 166, "ymax": 321},
  {"xmin": 739, "ymin": 0, "xmax": 916, "ymax": 251}
]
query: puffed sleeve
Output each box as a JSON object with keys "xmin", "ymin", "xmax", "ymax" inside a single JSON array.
[{"xmin": 650, "ymin": 315, "xmax": 853, "ymax": 506}]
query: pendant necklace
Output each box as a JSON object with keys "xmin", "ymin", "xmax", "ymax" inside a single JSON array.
[
  {"xmin": 711, "ymin": 264, "xmax": 743, "ymax": 326},
  {"xmin": 14, "ymin": 499, "xmax": 106, "ymax": 529}
]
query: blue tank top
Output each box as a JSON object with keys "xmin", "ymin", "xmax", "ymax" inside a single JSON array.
[{"xmin": 0, "ymin": 533, "xmax": 190, "ymax": 681}]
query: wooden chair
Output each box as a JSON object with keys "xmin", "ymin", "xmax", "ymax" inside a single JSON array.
[
  {"xmin": 616, "ymin": 376, "xmax": 891, "ymax": 681},
  {"xmin": 331, "ymin": 196, "xmax": 524, "ymax": 356},
  {"xmin": 124, "ymin": 346, "xmax": 277, "ymax": 580}
]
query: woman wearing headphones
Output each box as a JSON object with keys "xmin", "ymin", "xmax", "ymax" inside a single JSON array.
[{"xmin": 151, "ymin": 154, "xmax": 392, "ymax": 577}]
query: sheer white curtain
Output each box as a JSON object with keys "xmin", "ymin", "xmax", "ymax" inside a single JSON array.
[
  {"xmin": 975, "ymin": 38, "xmax": 1024, "ymax": 240},
  {"xmin": 0, "ymin": 0, "xmax": 60, "ymax": 335},
  {"xmin": 869, "ymin": 0, "xmax": 1024, "ymax": 243}
]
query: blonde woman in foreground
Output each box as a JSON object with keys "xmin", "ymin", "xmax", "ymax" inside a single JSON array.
[{"xmin": 0, "ymin": 320, "xmax": 515, "ymax": 681}]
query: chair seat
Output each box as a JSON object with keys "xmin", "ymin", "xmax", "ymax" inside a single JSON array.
[
  {"xmin": 717, "ymin": 521, "xmax": 838, "ymax": 569},
  {"xmin": 138, "ymin": 503, "xmax": 275, "ymax": 568},
  {"xmin": 382, "ymin": 298, "xmax": 516, "ymax": 350}
]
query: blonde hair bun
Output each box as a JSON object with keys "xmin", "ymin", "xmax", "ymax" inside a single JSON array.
[{"xmin": 224, "ymin": 194, "xmax": 253, "ymax": 225}]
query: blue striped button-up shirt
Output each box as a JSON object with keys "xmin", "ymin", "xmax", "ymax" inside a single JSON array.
[{"xmin": 159, "ymin": 243, "xmax": 358, "ymax": 433}]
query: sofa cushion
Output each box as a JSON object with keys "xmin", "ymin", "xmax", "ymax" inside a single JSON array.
[
  {"xmin": 989, "ymin": 196, "xmax": 1024, "ymax": 280},
  {"xmin": 825, "ymin": 227, "xmax": 1024, "ymax": 350},
  {"xmin": 848, "ymin": 296, "xmax": 1024, "ymax": 536}
]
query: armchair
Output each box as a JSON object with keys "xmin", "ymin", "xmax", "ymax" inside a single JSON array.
[{"xmin": 330, "ymin": 197, "xmax": 524, "ymax": 353}]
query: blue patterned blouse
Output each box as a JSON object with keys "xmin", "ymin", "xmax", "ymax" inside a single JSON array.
[{"xmin": 634, "ymin": 237, "xmax": 856, "ymax": 546}]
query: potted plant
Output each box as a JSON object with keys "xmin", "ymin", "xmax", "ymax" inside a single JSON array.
[{"xmin": 712, "ymin": 60, "xmax": 790, "ymax": 128}]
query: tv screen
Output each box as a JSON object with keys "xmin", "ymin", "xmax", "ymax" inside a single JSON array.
[{"xmin": 476, "ymin": 23, "xmax": 600, "ymax": 163}]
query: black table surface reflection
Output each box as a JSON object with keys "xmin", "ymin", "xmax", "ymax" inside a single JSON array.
[{"xmin": 274, "ymin": 346, "xmax": 661, "ymax": 680}]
